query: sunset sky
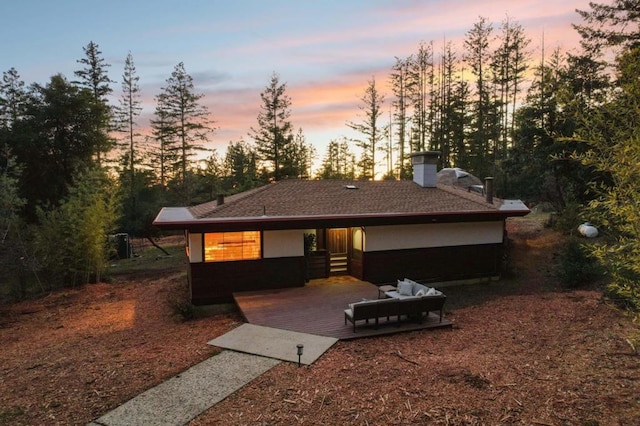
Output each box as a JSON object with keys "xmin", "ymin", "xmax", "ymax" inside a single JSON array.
[{"xmin": 2, "ymin": 0, "xmax": 590, "ymax": 166}]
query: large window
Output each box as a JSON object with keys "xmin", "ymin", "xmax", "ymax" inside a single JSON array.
[{"xmin": 204, "ymin": 231, "xmax": 261, "ymax": 262}]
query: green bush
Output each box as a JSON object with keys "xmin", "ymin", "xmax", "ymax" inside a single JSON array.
[
  {"xmin": 171, "ymin": 299, "xmax": 196, "ymax": 322},
  {"xmin": 553, "ymin": 203, "xmax": 583, "ymax": 234},
  {"xmin": 604, "ymin": 274, "xmax": 640, "ymax": 312},
  {"xmin": 557, "ymin": 238, "xmax": 602, "ymax": 288},
  {"xmin": 587, "ymin": 238, "xmax": 640, "ymax": 312}
]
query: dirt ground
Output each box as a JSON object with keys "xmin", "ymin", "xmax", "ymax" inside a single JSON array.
[{"xmin": 1, "ymin": 215, "xmax": 639, "ymax": 425}]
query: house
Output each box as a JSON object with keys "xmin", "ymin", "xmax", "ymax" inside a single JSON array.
[{"xmin": 153, "ymin": 152, "xmax": 529, "ymax": 305}]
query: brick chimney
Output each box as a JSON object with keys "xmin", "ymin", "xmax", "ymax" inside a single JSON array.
[{"xmin": 410, "ymin": 151, "xmax": 440, "ymax": 188}]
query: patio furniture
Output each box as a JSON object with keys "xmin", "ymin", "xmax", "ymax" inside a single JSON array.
[
  {"xmin": 387, "ymin": 279, "xmax": 446, "ymax": 323},
  {"xmin": 344, "ymin": 299, "xmax": 386, "ymax": 332},
  {"xmin": 344, "ymin": 285, "xmax": 446, "ymax": 332},
  {"xmin": 385, "ymin": 278, "xmax": 443, "ymax": 299},
  {"xmin": 399, "ymin": 294, "xmax": 446, "ymax": 323}
]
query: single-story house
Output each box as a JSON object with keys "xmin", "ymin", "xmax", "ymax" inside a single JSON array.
[{"xmin": 153, "ymin": 152, "xmax": 529, "ymax": 305}]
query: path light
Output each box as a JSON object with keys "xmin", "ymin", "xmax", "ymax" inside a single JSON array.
[{"xmin": 296, "ymin": 344, "xmax": 304, "ymax": 367}]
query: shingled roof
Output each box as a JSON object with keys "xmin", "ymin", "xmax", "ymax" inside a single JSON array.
[{"xmin": 154, "ymin": 179, "xmax": 529, "ymax": 231}]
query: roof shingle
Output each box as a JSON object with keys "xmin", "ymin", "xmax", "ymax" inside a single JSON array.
[{"xmin": 188, "ymin": 179, "xmax": 503, "ymax": 219}]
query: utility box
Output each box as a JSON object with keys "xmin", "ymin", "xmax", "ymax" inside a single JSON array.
[{"xmin": 113, "ymin": 233, "xmax": 132, "ymax": 259}]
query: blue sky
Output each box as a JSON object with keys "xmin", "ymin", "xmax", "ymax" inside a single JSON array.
[{"xmin": 2, "ymin": 0, "xmax": 588, "ymax": 166}]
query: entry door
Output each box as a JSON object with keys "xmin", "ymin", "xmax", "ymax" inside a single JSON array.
[{"xmin": 327, "ymin": 228, "xmax": 348, "ymax": 274}]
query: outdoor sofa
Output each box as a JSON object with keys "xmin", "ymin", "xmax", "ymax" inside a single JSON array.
[{"xmin": 344, "ymin": 279, "xmax": 446, "ymax": 332}]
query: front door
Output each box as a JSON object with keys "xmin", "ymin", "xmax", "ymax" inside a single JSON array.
[{"xmin": 326, "ymin": 228, "xmax": 348, "ymax": 275}]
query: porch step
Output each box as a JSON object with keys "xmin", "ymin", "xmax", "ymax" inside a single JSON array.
[
  {"xmin": 330, "ymin": 254, "xmax": 348, "ymax": 274},
  {"xmin": 329, "ymin": 254, "xmax": 349, "ymax": 275}
]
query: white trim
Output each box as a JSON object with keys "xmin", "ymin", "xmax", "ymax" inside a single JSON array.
[
  {"xmin": 263, "ymin": 230, "xmax": 304, "ymax": 258},
  {"xmin": 188, "ymin": 232, "xmax": 203, "ymax": 263},
  {"xmin": 364, "ymin": 222, "xmax": 503, "ymax": 252}
]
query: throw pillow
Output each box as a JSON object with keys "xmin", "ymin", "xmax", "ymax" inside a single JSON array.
[
  {"xmin": 426, "ymin": 287, "xmax": 437, "ymax": 296},
  {"xmin": 415, "ymin": 288, "xmax": 426, "ymax": 297},
  {"xmin": 398, "ymin": 280, "xmax": 413, "ymax": 296}
]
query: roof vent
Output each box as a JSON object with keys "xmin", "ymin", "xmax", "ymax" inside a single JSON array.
[{"xmin": 484, "ymin": 177, "xmax": 494, "ymax": 204}]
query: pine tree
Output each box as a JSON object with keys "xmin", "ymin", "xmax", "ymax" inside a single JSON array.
[
  {"xmin": 149, "ymin": 92, "xmax": 177, "ymax": 189},
  {"xmin": 74, "ymin": 41, "xmax": 114, "ymax": 166},
  {"xmin": 464, "ymin": 16, "xmax": 494, "ymax": 177},
  {"xmin": 115, "ymin": 53, "xmax": 142, "ymax": 197},
  {"xmin": 192, "ymin": 150, "xmax": 223, "ymax": 204},
  {"xmin": 222, "ymin": 140, "xmax": 259, "ymax": 192},
  {"xmin": 389, "ymin": 57, "xmax": 411, "ymax": 178},
  {"xmin": 0, "ymin": 68, "xmax": 27, "ymax": 129},
  {"xmin": 250, "ymin": 72, "xmax": 293, "ymax": 181},
  {"xmin": 434, "ymin": 41, "xmax": 460, "ymax": 168},
  {"xmin": 156, "ymin": 62, "xmax": 214, "ymax": 201},
  {"xmin": 491, "ymin": 17, "xmax": 530, "ymax": 162},
  {"xmin": 113, "ymin": 53, "xmax": 143, "ymax": 233},
  {"xmin": 319, "ymin": 138, "xmax": 356, "ymax": 179},
  {"xmin": 407, "ymin": 42, "xmax": 434, "ymax": 152},
  {"xmin": 281, "ymin": 128, "xmax": 315, "ymax": 179},
  {"xmin": 574, "ymin": 0, "xmax": 640, "ymax": 54},
  {"xmin": 450, "ymin": 72, "xmax": 472, "ymax": 170},
  {"xmin": 347, "ymin": 77, "xmax": 386, "ymax": 180}
]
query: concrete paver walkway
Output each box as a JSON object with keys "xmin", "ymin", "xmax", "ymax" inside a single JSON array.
[
  {"xmin": 89, "ymin": 351, "xmax": 280, "ymax": 426},
  {"xmin": 88, "ymin": 325, "xmax": 337, "ymax": 426},
  {"xmin": 208, "ymin": 323, "xmax": 338, "ymax": 365}
]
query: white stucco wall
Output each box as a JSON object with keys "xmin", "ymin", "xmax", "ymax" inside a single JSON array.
[
  {"xmin": 364, "ymin": 221, "xmax": 504, "ymax": 252},
  {"xmin": 188, "ymin": 232, "xmax": 203, "ymax": 263},
  {"xmin": 263, "ymin": 229, "xmax": 304, "ymax": 258}
]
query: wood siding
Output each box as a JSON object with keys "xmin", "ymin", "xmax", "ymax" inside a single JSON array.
[
  {"xmin": 307, "ymin": 250, "xmax": 329, "ymax": 279},
  {"xmin": 361, "ymin": 243, "xmax": 503, "ymax": 284},
  {"xmin": 189, "ymin": 256, "xmax": 305, "ymax": 305},
  {"xmin": 350, "ymin": 258, "xmax": 363, "ymax": 279},
  {"xmin": 187, "ymin": 242, "xmax": 504, "ymax": 304}
]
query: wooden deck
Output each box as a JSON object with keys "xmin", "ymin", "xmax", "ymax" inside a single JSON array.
[{"xmin": 233, "ymin": 276, "xmax": 452, "ymax": 340}]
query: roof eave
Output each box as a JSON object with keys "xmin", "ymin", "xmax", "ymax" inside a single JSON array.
[{"xmin": 153, "ymin": 208, "xmax": 529, "ymax": 232}]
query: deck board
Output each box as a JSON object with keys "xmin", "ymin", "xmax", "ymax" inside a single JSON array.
[{"xmin": 233, "ymin": 276, "xmax": 452, "ymax": 340}]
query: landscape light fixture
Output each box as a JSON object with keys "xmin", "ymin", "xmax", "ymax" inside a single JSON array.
[{"xmin": 296, "ymin": 344, "xmax": 304, "ymax": 367}]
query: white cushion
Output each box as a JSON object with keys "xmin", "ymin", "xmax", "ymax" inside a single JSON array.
[
  {"xmin": 415, "ymin": 288, "xmax": 426, "ymax": 297},
  {"xmin": 404, "ymin": 278, "xmax": 419, "ymax": 287},
  {"xmin": 426, "ymin": 287, "xmax": 438, "ymax": 296},
  {"xmin": 412, "ymin": 284, "xmax": 427, "ymax": 295},
  {"xmin": 397, "ymin": 280, "xmax": 413, "ymax": 296}
]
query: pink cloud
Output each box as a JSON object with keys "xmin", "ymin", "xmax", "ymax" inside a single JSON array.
[{"xmin": 131, "ymin": 0, "xmax": 589, "ymax": 159}]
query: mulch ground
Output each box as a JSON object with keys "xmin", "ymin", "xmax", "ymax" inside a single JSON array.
[{"xmin": 1, "ymin": 215, "xmax": 639, "ymax": 425}]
